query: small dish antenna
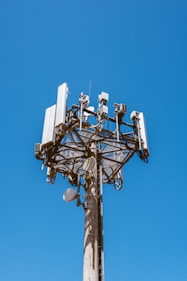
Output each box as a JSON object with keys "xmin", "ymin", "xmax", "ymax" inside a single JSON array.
[{"xmin": 63, "ymin": 188, "xmax": 77, "ymax": 202}]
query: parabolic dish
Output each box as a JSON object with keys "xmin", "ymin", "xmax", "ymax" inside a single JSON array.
[{"xmin": 63, "ymin": 188, "xmax": 77, "ymax": 202}]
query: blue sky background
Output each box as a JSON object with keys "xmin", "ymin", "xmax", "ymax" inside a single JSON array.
[{"xmin": 0, "ymin": 0, "xmax": 187, "ymax": 280}]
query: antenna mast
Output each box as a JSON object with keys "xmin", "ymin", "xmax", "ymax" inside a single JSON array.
[{"xmin": 35, "ymin": 83, "xmax": 149, "ymax": 281}]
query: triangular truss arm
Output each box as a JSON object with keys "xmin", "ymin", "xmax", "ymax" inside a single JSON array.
[{"xmin": 40, "ymin": 124, "xmax": 136, "ymax": 185}]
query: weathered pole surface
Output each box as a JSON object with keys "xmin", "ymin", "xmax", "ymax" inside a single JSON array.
[{"xmin": 83, "ymin": 147, "xmax": 104, "ymax": 281}]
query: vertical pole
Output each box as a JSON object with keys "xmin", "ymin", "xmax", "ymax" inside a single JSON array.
[
  {"xmin": 98, "ymin": 163, "xmax": 104, "ymax": 281},
  {"xmin": 83, "ymin": 146, "xmax": 104, "ymax": 281}
]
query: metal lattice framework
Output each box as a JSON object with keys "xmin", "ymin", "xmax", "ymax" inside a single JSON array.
[
  {"xmin": 43, "ymin": 126, "xmax": 136, "ymax": 185},
  {"xmin": 35, "ymin": 86, "xmax": 149, "ymax": 189}
]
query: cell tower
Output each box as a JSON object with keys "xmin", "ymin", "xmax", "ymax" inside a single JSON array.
[{"xmin": 34, "ymin": 82, "xmax": 149, "ymax": 281}]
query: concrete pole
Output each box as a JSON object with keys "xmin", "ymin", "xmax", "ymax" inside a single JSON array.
[{"xmin": 83, "ymin": 147, "xmax": 104, "ymax": 281}]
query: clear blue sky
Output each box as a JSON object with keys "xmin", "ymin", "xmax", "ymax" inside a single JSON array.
[{"xmin": 0, "ymin": 0, "xmax": 187, "ymax": 280}]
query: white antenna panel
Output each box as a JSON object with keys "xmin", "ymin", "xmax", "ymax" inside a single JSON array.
[
  {"xmin": 139, "ymin": 112, "xmax": 149, "ymax": 154},
  {"xmin": 55, "ymin": 82, "xmax": 68, "ymax": 127},
  {"xmin": 41, "ymin": 104, "xmax": 56, "ymax": 146}
]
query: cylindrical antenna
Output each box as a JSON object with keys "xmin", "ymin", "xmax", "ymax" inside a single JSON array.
[{"xmin": 89, "ymin": 80, "xmax": 92, "ymax": 101}]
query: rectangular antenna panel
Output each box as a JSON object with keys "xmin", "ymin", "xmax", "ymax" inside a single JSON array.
[
  {"xmin": 41, "ymin": 104, "xmax": 56, "ymax": 146},
  {"xmin": 99, "ymin": 92, "xmax": 109, "ymax": 102},
  {"xmin": 139, "ymin": 112, "xmax": 149, "ymax": 155},
  {"xmin": 55, "ymin": 82, "xmax": 68, "ymax": 127}
]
